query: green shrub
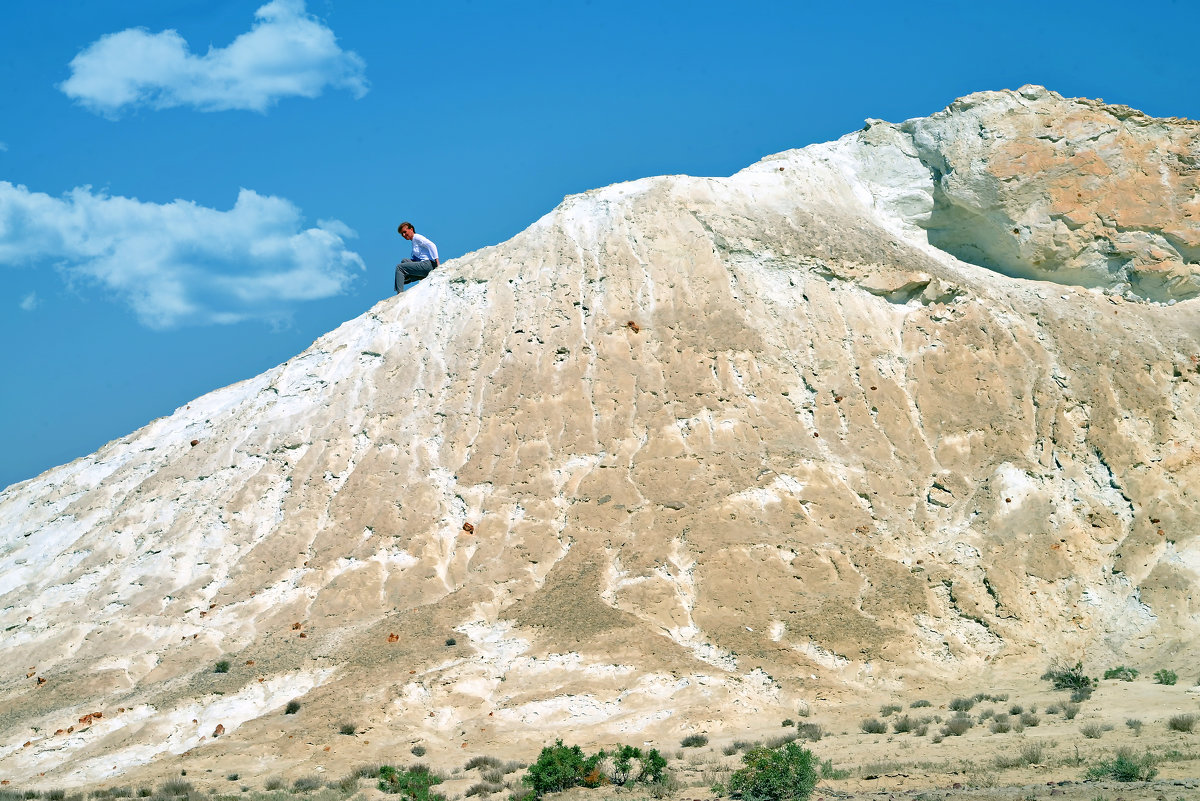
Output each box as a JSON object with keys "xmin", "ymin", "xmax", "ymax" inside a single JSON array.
[
  {"xmin": 989, "ymin": 715, "xmax": 1011, "ymax": 734},
  {"xmin": 213, "ymin": 660, "xmax": 231, "ymax": 674},
  {"xmin": 1080, "ymin": 723, "xmax": 1105, "ymax": 739},
  {"xmin": 1062, "ymin": 702, "xmax": 1081, "ymax": 720},
  {"xmin": 818, "ymin": 759, "xmax": 850, "ymax": 780},
  {"xmin": 948, "ymin": 697, "xmax": 975, "ymax": 712},
  {"xmin": 377, "ymin": 765, "xmax": 445, "ymax": 801},
  {"xmin": 410, "ymin": 745, "xmax": 426, "ymax": 757},
  {"xmin": 879, "ymin": 704, "xmax": 901, "ymax": 717},
  {"xmin": 284, "ymin": 700, "xmax": 301, "ymax": 714},
  {"xmin": 521, "ymin": 741, "xmax": 606, "ymax": 797},
  {"xmin": 1083, "ymin": 748, "xmax": 1157, "ymax": 782},
  {"xmin": 781, "ymin": 718, "xmax": 794, "ymax": 728},
  {"xmin": 1154, "ymin": 669, "xmax": 1178, "ymax": 685},
  {"xmin": 1168, "ymin": 713, "xmax": 1196, "ymax": 732},
  {"xmin": 1103, "ymin": 666, "xmax": 1138, "ymax": 682},
  {"xmin": 1126, "ymin": 718, "xmax": 1143, "ymax": 734},
  {"xmin": 1020, "ymin": 712, "xmax": 1040, "ymax": 727},
  {"xmin": 681, "ymin": 733, "xmax": 709, "ymax": 748},
  {"xmin": 1042, "ymin": 660, "xmax": 1094, "ymax": 693},
  {"xmin": 339, "ymin": 722, "xmax": 356, "ymax": 735},
  {"xmin": 859, "ymin": 718, "xmax": 886, "ymax": 734},
  {"xmin": 606, "ymin": 745, "xmax": 665, "ymax": 787},
  {"xmin": 728, "ymin": 742, "xmax": 818, "ymax": 801},
  {"xmin": 891, "ymin": 715, "xmax": 916, "ymax": 734},
  {"xmin": 263, "ymin": 778, "xmax": 284, "ymax": 791},
  {"xmin": 909, "ymin": 699, "xmax": 932, "ymax": 708}
]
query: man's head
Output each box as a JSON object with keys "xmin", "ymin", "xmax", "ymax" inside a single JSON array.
[{"xmin": 398, "ymin": 222, "xmax": 415, "ymax": 240}]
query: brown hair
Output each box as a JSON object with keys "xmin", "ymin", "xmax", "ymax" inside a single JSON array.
[{"xmin": 398, "ymin": 221, "xmax": 414, "ymax": 233}]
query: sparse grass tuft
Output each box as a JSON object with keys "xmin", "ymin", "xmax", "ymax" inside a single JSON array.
[
  {"xmin": 1080, "ymin": 723, "xmax": 1105, "ymax": 739},
  {"xmin": 464, "ymin": 782, "xmax": 504, "ymax": 797},
  {"xmin": 989, "ymin": 715, "xmax": 1011, "ymax": 734},
  {"xmin": 941, "ymin": 715, "xmax": 973, "ymax": 737},
  {"xmin": 284, "ymin": 700, "xmax": 301, "ymax": 715},
  {"xmin": 411, "ymin": 745, "xmax": 427, "ymax": 757},
  {"xmin": 1008, "ymin": 704, "xmax": 1023, "ymax": 715},
  {"xmin": 1020, "ymin": 712, "xmax": 1040, "ymax": 727},
  {"xmin": 1061, "ymin": 701, "xmax": 1081, "ymax": 719},
  {"xmin": 722, "ymin": 743, "xmax": 739, "ymax": 756},
  {"xmin": 1126, "ymin": 718, "xmax": 1143, "ymax": 734},
  {"xmin": 948, "ymin": 697, "xmax": 975, "ymax": 712},
  {"xmin": 794, "ymin": 723, "xmax": 823, "ymax": 742},
  {"xmin": 1168, "ymin": 713, "xmax": 1197, "ymax": 732},
  {"xmin": 681, "ymin": 734, "xmax": 708, "ymax": 748},
  {"xmin": 1154, "ymin": 668, "xmax": 1178, "ymax": 685},
  {"xmin": 892, "ymin": 715, "xmax": 916, "ymax": 734},
  {"xmin": 910, "ymin": 699, "xmax": 932, "ymax": 708},
  {"xmin": 1083, "ymin": 748, "xmax": 1157, "ymax": 782},
  {"xmin": 1103, "ymin": 666, "xmax": 1138, "ymax": 681},
  {"xmin": 291, "ymin": 776, "xmax": 322, "ymax": 792},
  {"xmin": 339, "ymin": 722, "xmax": 356, "ymax": 735},
  {"xmin": 879, "ymin": 704, "xmax": 902, "ymax": 717},
  {"xmin": 263, "ymin": 777, "xmax": 285, "ymax": 791},
  {"xmin": 465, "ymin": 756, "xmax": 503, "ymax": 771},
  {"xmin": 860, "ymin": 718, "xmax": 887, "ymax": 735},
  {"xmin": 157, "ymin": 781, "xmax": 191, "ymax": 797}
]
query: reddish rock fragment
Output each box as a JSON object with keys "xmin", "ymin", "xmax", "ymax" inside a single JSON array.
[
  {"xmin": 462, "ymin": 521, "xmax": 474, "ymax": 533},
  {"xmin": 213, "ymin": 724, "xmax": 225, "ymax": 737},
  {"xmin": 627, "ymin": 320, "xmax": 640, "ymax": 333}
]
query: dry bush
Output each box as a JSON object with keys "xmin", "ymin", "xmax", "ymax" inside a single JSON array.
[
  {"xmin": 1168, "ymin": 713, "xmax": 1197, "ymax": 732},
  {"xmin": 860, "ymin": 718, "xmax": 887, "ymax": 734}
]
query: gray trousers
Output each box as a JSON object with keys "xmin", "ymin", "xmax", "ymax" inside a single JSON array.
[{"xmin": 395, "ymin": 258, "xmax": 437, "ymax": 292}]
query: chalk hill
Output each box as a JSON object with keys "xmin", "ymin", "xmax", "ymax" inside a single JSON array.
[{"xmin": 2, "ymin": 86, "xmax": 1198, "ymax": 786}]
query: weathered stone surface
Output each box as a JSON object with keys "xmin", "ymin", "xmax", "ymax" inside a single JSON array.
[
  {"xmin": 903, "ymin": 85, "xmax": 1200, "ymax": 300},
  {"xmin": 1, "ymin": 87, "xmax": 1198, "ymax": 785}
]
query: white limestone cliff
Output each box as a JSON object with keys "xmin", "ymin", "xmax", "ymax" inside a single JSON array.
[{"xmin": 1, "ymin": 86, "xmax": 1198, "ymax": 786}]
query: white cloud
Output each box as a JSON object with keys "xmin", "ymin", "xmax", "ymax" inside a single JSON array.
[
  {"xmin": 0, "ymin": 181, "xmax": 364, "ymax": 328},
  {"xmin": 59, "ymin": 0, "xmax": 367, "ymax": 116},
  {"xmin": 20, "ymin": 291, "xmax": 39, "ymax": 311}
]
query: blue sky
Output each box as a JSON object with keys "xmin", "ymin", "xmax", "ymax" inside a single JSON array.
[{"xmin": 2, "ymin": 0, "xmax": 1198, "ymax": 489}]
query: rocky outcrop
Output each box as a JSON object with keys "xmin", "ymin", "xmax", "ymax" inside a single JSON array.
[
  {"xmin": 900, "ymin": 85, "xmax": 1200, "ymax": 301},
  {"xmin": 1, "ymin": 87, "xmax": 1198, "ymax": 786}
]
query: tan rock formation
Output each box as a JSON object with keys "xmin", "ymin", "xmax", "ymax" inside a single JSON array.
[{"xmin": 1, "ymin": 86, "xmax": 1198, "ymax": 786}]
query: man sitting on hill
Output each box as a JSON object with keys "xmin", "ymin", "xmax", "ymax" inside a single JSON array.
[{"xmin": 394, "ymin": 221, "xmax": 440, "ymax": 292}]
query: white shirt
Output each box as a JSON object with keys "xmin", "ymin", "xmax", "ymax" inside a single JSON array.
[{"xmin": 411, "ymin": 233, "xmax": 439, "ymax": 263}]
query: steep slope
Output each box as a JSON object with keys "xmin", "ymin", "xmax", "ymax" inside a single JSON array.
[{"xmin": 1, "ymin": 85, "xmax": 1198, "ymax": 786}]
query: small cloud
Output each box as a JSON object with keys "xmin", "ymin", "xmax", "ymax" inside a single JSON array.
[
  {"xmin": 19, "ymin": 291, "xmax": 39, "ymax": 311},
  {"xmin": 0, "ymin": 181, "xmax": 364, "ymax": 328},
  {"xmin": 59, "ymin": 0, "xmax": 367, "ymax": 116}
]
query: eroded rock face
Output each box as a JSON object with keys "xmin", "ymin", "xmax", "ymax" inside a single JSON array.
[
  {"xmin": 902, "ymin": 85, "xmax": 1200, "ymax": 301},
  {"xmin": 1, "ymin": 87, "xmax": 1199, "ymax": 786}
]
